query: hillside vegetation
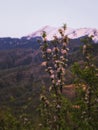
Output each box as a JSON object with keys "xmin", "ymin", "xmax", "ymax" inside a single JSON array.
[{"xmin": 0, "ymin": 27, "xmax": 98, "ymax": 129}]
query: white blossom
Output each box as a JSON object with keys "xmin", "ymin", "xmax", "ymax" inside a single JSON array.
[
  {"xmin": 61, "ymin": 49, "xmax": 67, "ymax": 54},
  {"xmin": 50, "ymin": 74, "xmax": 55, "ymax": 79},
  {"xmin": 49, "ymin": 69, "xmax": 54, "ymax": 74},
  {"xmin": 47, "ymin": 48, "xmax": 52, "ymax": 53},
  {"xmin": 57, "ymin": 80, "xmax": 61, "ymax": 83},
  {"xmin": 83, "ymin": 44, "xmax": 87, "ymax": 54},
  {"xmin": 41, "ymin": 61, "xmax": 47, "ymax": 66}
]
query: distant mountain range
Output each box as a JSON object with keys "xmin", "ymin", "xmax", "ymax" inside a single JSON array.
[
  {"xmin": 0, "ymin": 25, "xmax": 98, "ymax": 51},
  {"xmin": 0, "ymin": 25, "xmax": 98, "ymax": 69},
  {"xmin": 0, "ymin": 26, "xmax": 98, "ymax": 49}
]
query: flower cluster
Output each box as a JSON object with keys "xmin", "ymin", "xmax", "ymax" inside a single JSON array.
[
  {"xmin": 41, "ymin": 25, "xmax": 69, "ymax": 94},
  {"xmin": 40, "ymin": 25, "xmax": 72, "ymax": 130}
]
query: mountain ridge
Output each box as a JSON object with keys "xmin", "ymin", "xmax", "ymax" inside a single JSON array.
[
  {"xmin": 0, "ymin": 25, "xmax": 98, "ymax": 43},
  {"xmin": 26, "ymin": 25, "xmax": 98, "ymax": 43}
]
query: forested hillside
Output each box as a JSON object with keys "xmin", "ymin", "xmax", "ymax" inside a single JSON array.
[{"xmin": 0, "ymin": 32, "xmax": 98, "ymax": 129}]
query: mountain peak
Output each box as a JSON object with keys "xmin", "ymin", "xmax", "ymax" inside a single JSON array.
[{"xmin": 26, "ymin": 26, "xmax": 98, "ymax": 43}]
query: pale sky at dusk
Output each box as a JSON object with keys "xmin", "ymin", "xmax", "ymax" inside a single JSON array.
[{"xmin": 0, "ymin": 0, "xmax": 98, "ymax": 37}]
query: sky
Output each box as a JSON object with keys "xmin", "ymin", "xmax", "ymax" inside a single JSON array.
[{"xmin": 0, "ymin": 0, "xmax": 98, "ymax": 38}]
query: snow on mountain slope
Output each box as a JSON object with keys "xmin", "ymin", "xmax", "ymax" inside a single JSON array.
[
  {"xmin": 27, "ymin": 25, "xmax": 98, "ymax": 43},
  {"xmin": 68, "ymin": 28, "xmax": 98, "ymax": 43},
  {"xmin": 27, "ymin": 25, "xmax": 58, "ymax": 40}
]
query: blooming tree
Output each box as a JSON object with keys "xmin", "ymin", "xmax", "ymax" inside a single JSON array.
[
  {"xmin": 39, "ymin": 24, "xmax": 98, "ymax": 130},
  {"xmin": 39, "ymin": 25, "xmax": 72, "ymax": 130},
  {"xmin": 72, "ymin": 36, "xmax": 98, "ymax": 129}
]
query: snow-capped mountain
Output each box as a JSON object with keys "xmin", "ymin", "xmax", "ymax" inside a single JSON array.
[{"xmin": 27, "ymin": 25, "xmax": 98, "ymax": 43}]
